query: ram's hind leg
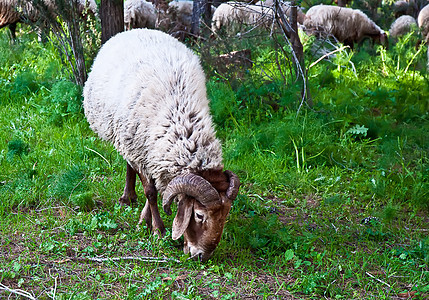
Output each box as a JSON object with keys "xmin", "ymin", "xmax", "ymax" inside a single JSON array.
[
  {"xmin": 118, "ymin": 163, "xmax": 138, "ymax": 206},
  {"xmin": 137, "ymin": 175, "xmax": 166, "ymax": 237}
]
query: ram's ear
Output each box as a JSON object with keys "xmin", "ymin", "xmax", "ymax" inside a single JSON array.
[{"xmin": 172, "ymin": 197, "xmax": 194, "ymax": 240}]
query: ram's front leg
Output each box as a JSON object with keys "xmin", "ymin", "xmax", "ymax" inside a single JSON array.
[
  {"xmin": 138, "ymin": 174, "xmax": 166, "ymax": 237},
  {"xmin": 118, "ymin": 163, "xmax": 138, "ymax": 206}
]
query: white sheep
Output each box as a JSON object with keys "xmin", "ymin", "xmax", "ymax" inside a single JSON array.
[
  {"xmin": 156, "ymin": 0, "xmax": 216, "ymax": 39},
  {"xmin": 394, "ymin": 0, "xmax": 427, "ymax": 19},
  {"xmin": 303, "ymin": 4, "xmax": 387, "ymax": 49},
  {"xmin": 124, "ymin": 0, "xmax": 156, "ymax": 30},
  {"xmin": 168, "ymin": 0, "xmax": 193, "ymax": 27},
  {"xmin": 389, "ymin": 15, "xmax": 418, "ymax": 38},
  {"xmin": 211, "ymin": 2, "xmax": 275, "ymax": 34},
  {"xmin": 418, "ymin": 3, "xmax": 429, "ymax": 41},
  {"xmin": 83, "ymin": 28, "xmax": 240, "ymax": 262},
  {"xmin": 167, "ymin": 0, "xmax": 216, "ymax": 25},
  {"xmin": 418, "ymin": 3, "xmax": 429, "ymax": 68},
  {"xmin": 255, "ymin": 0, "xmax": 306, "ymax": 24},
  {"xmin": 0, "ymin": 0, "xmax": 97, "ymax": 39}
]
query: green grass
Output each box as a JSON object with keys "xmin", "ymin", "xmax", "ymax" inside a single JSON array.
[{"xmin": 0, "ymin": 25, "xmax": 428, "ymax": 299}]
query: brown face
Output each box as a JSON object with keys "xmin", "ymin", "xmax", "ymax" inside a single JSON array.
[
  {"xmin": 162, "ymin": 170, "xmax": 240, "ymax": 262},
  {"xmin": 182, "ymin": 196, "xmax": 232, "ymax": 262}
]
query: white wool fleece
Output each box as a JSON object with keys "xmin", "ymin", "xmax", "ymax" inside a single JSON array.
[
  {"xmin": 304, "ymin": 5, "xmax": 385, "ymax": 44},
  {"xmin": 83, "ymin": 29, "xmax": 223, "ymax": 193}
]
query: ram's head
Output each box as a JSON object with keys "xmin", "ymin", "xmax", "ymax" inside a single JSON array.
[{"xmin": 162, "ymin": 170, "xmax": 240, "ymax": 262}]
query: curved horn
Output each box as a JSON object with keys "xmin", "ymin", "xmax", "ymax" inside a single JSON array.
[
  {"xmin": 225, "ymin": 170, "xmax": 240, "ymax": 200},
  {"xmin": 162, "ymin": 173, "xmax": 219, "ymax": 215}
]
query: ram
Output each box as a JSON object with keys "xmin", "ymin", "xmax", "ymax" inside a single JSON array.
[{"xmin": 83, "ymin": 28, "xmax": 240, "ymax": 262}]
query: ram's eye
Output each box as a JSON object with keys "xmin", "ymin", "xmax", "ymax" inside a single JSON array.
[{"xmin": 195, "ymin": 212, "xmax": 204, "ymax": 220}]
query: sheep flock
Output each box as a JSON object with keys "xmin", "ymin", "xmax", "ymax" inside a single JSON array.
[
  {"xmin": 0, "ymin": 0, "xmax": 97, "ymax": 39},
  {"xmin": 2, "ymin": 0, "xmax": 429, "ymax": 54}
]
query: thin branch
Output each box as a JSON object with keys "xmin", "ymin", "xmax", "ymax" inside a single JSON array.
[
  {"xmin": 56, "ymin": 255, "xmax": 181, "ymax": 264},
  {"xmin": 365, "ymin": 271, "xmax": 391, "ymax": 288},
  {"xmin": 0, "ymin": 283, "xmax": 38, "ymax": 300},
  {"xmin": 308, "ymin": 45, "xmax": 350, "ymax": 69}
]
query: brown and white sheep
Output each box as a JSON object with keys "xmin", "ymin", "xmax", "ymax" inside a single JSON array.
[
  {"xmin": 83, "ymin": 28, "xmax": 240, "ymax": 262},
  {"xmin": 303, "ymin": 4, "xmax": 387, "ymax": 49}
]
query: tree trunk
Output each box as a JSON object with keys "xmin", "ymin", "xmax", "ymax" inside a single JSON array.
[
  {"xmin": 191, "ymin": 0, "xmax": 202, "ymax": 36},
  {"xmin": 100, "ymin": 0, "xmax": 124, "ymax": 44},
  {"xmin": 191, "ymin": 0, "xmax": 210, "ymax": 37},
  {"xmin": 337, "ymin": 0, "xmax": 347, "ymax": 7}
]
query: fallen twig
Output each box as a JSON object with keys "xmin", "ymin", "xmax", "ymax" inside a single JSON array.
[
  {"xmin": 365, "ymin": 271, "xmax": 391, "ymax": 288},
  {"xmin": 0, "ymin": 283, "xmax": 38, "ymax": 300},
  {"xmin": 55, "ymin": 255, "xmax": 180, "ymax": 264}
]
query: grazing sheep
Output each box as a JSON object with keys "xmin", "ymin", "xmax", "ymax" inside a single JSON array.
[
  {"xmin": 0, "ymin": 0, "xmax": 97, "ymax": 39},
  {"xmin": 156, "ymin": 0, "xmax": 216, "ymax": 40},
  {"xmin": 394, "ymin": 0, "xmax": 414, "ymax": 18},
  {"xmin": 83, "ymin": 28, "xmax": 240, "ymax": 262},
  {"xmin": 389, "ymin": 15, "xmax": 418, "ymax": 38},
  {"xmin": 168, "ymin": 0, "xmax": 193, "ymax": 27},
  {"xmin": 255, "ymin": 0, "xmax": 306, "ymax": 24},
  {"xmin": 394, "ymin": 0, "xmax": 427, "ymax": 18},
  {"xmin": 124, "ymin": 0, "xmax": 156, "ymax": 30},
  {"xmin": 303, "ymin": 4, "xmax": 387, "ymax": 49},
  {"xmin": 155, "ymin": 0, "xmax": 193, "ymax": 40},
  {"xmin": 211, "ymin": 2, "xmax": 276, "ymax": 34},
  {"xmin": 418, "ymin": 3, "xmax": 429, "ymax": 41}
]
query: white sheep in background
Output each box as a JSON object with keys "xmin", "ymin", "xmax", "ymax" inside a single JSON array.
[
  {"xmin": 255, "ymin": 0, "xmax": 306, "ymax": 24},
  {"xmin": 155, "ymin": 0, "xmax": 194, "ymax": 39},
  {"xmin": 394, "ymin": 0, "xmax": 414, "ymax": 18},
  {"xmin": 211, "ymin": 2, "xmax": 276, "ymax": 34},
  {"xmin": 389, "ymin": 15, "xmax": 418, "ymax": 38},
  {"xmin": 303, "ymin": 4, "xmax": 387, "ymax": 49},
  {"xmin": 83, "ymin": 28, "xmax": 240, "ymax": 262},
  {"xmin": 0, "ymin": 0, "xmax": 97, "ymax": 39},
  {"xmin": 418, "ymin": 3, "xmax": 429, "ymax": 41},
  {"xmin": 124, "ymin": 0, "xmax": 156, "ymax": 30},
  {"xmin": 168, "ymin": 0, "xmax": 193, "ymax": 27},
  {"xmin": 418, "ymin": 4, "xmax": 429, "ymax": 68},
  {"xmin": 394, "ymin": 0, "xmax": 427, "ymax": 18},
  {"xmin": 157, "ymin": 0, "xmax": 216, "ymax": 39}
]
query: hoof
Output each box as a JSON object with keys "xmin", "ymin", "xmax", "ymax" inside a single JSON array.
[
  {"xmin": 153, "ymin": 228, "xmax": 166, "ymax": 238},
  {"xmin": 118, "ymin": 196, "xmax": 137, "ymax": 206}
]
